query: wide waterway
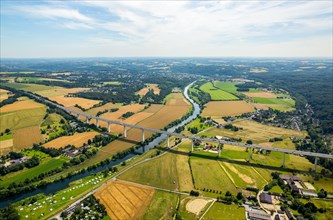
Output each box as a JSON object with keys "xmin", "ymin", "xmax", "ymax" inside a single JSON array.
[{"xmin": 0, "ymin": 82, "xmax": 201, "ymax": 207}]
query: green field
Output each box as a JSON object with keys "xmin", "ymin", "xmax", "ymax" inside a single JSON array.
[
  {"xmin": 22, "ymin": 149, "xmax": 50, "ymax": 160},
  {"xmin": 41, "ymin": 113, "xmax": 66, "ymax": 139},
  {"xmin": 204, "ymin": 202, "xmax": 245, "ymax": 220},
  {"xmin": 213, "ymin": 81, "xmax": 239, "ymax": 93},
  {"xmin": 253, "ymin": 97, "xmax": 295, "ymax": 107},
  {"xmin": 142, "ymin": 190, "xmax": 178, "ymax": 220},
  {"xmin": 269, "ymin": 185, "xmax": 284, "ymax": 193},
  {"xmin": 0, "ymin": 133, "xmax": 13, "ymax": 141},
  {"xmin": 200, "ymin": 82, "xmax": 239, "ymax": 101},
  {"xmin": 0, "ymin": 156, "xmax": 69, "ymax": 187},
  {"xmin": 0, "ymin": 107, "xmax": 46, "ymax": 132},
  {"xmin": 119, "ymin": 151, "xmax": 179, "ymax": 190}
]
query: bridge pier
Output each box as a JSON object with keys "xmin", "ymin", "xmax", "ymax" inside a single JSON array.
[
  {"xmin": 107, "ymin": 122, "xmax": 111, "ymax": 133},
  {"xmin": 167, "ymin": 136, "xmax": 170, "ymax": 147},
  {"xmin": 282, "ymin": 153, "xmax": 286, "ymax": 168},
  {"xmin": 142, "ymin": 129, "xmax": 145, "ymax": 143},
  {"xmin": 123, "ymin": 126, "xmax": 127, "ymax": 138},
  {"xmin": 86, "ymin": 117, "xmax": 90, "ymax": 123},
  {"xmin": 218, "ymin": 144, "xmax": 221, "ymax": 157},
  {"xmin": 96, "ymin": 119, "xmax": 99, "ymax": 127},
  {"xmin": 191, "ymin": 139, "xmax": 194, "ymax": 152},
  {"xmin": 314, "ymin": 157, "xmax": 318, "ymax": 172}
]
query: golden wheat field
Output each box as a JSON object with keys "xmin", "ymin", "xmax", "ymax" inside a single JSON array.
[
  {"xmin": 201, "ymin": 101, "xmax": 255, "ymax": 118},
  {"xmin": 43, "ymin": 131, "xmax": 99, "ymax": 148}
]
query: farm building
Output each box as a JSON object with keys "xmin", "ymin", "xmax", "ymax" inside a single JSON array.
[
  {"xmin": 247, "ymin": 208, "xmax": 271, "ymax": 220},
  {"xmin": 259, "ymin": 193, "xmax": 272, "ymax": 204},
  {"xmin": 4, "ymin": 156, "xmax": 28, "ymax": 168},
  {"xmin": 301, "ymin": 189, "xmax": 318, "ymax": 198}
]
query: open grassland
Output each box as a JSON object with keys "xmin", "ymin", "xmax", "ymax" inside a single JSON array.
[
  {"xmin": 213, "ymin": 81, "xmax": 239, "ymax": 93},
  {"xmin": 13, "ymin": 126, "xmax": 44, "ymax": 150},
  {"xmin": 176, "ymin": 147, "xmax": 195, "ymax": 192},
  {"xmin": 142, "ymin": 190, "xmax": 178, "ymax": 220},
  {"xmin": 41, "ymin": 113, "xmax": 64, "ymax": 127},
  {"xmin": 95, "ymin": 180, "xmax": 154, "ymax": 220},
  {"xmin": 201, "ymin": 119, "xmax": 305, "ymax": 145},
  {"xmin": 253, "ymin": 97, "xmax": 295, "ymax": 108},
  {"xmin": 15, "ymin": 77, "xmax": 69, "ymax": 83},
  {"xmin": 85, "ymin": 102, "xmax": 122, "ymax": 116},
  {"xmin": 0, "ymin": 156, "xmax": 69, "ymax": 188},
  {"xmin": 200, "ymin": 82, "xmax": 239, "ymax": 101},
  {"xmin": 119, "ymin": 151, "xmax": 179, "ymax": 190},
  {"xmin": 43, "ymin": 131, "xmax": 99, "ymax": 148},
  {"xmin": 136, "ymin": 83, "xmax": 160, "ymax": 96},
  {"xmin": 0, "ymin": 106, "xmax": 46, "ymax": 133},
  {"xmin": 203, "ymin": 203, "xmax": 245, "ymax": 220},
  {"xmin": 50, "ymin": 96, "xmax": 101, "ymax": 109},
  {"xmin": 201, "ymin": 101, "xmax": 255, "ymax": 118},
  {"xmin": 301, "ymin": 175, "xmax": 333, "ymax": 193},
  {"xmin": 0, "ymin": 98, "xmax": 44, "ymax": 113}
]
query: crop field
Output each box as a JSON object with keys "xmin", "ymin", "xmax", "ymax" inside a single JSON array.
[
  {"xmin": 142, "ymin": 190, "xmax": 178, "ymax": 220},
  {"xmin": 176, "ymin": 147, "xmax": 195, "ymax": 192},
  {"xmin": 85, "ymin": 102, "xmax": 122, "ymax": 116},
  {"xmin": 200, "ymin": 82, "xmax": 239, "ymax": 100},
  {"xmin": 95, "ymin": 181, "xmax": 155, "ymax": 220},
  {"xmin": 13, "ymin": 126, "xmax": 44, "ymax": 150},
  {"xmin": 0, "ymin": 156, "xmax": 69, "ymax": 187},
  {"xmin": 165, "ymin": 93, "xmax": 190, "ymax": 106},
  {"xmin": 203, "ymin": 203, "xmax": 245, "ymax": 220},
  {"xmin": 0, "ymin": 106, "xmax": 46, "ymax": 133},
  {"xmin": 0, "ymin": 98, "xmax": 44, "ymax": 113},
  {"xmin": 119, "ymin": 151, "xmax": 179, "ymax": 190},
  {"xmin": 253, "ymin": 97, "xmax": 295, "ymax": 106},
  {"xmin": 213, "ymin": 81, "xmax": 239, "ymax": 93},
  {"xmin": 43, "ymin": 131, "xmax": 99, "ymax": 148},
  {"xmin": 201, "ymin": 119, "xmax": 305, "ymax": 145},
  {"xmin": 201, "ymin": 101, "xmax": 255, "ymax": 118},
  {"xmin": 0, "ymin": 139, "xmax": 13, "ymax": 155},
  {"xmin": 50, "ymin": 96, "xmax": 101, "ymax": 109},
  {"xmin": 136, "ymin": 83, "xmax": 160, "ymax": 96},
  {"xmin": 0, "ymin": 89, "xmax": 11, "ymax": 101},
  {"xmin": 41, "ymin": 113, "xmax": 64, "ymax": 127},
  {"xmin": 244, "ymin": 92, "xmax": 277, "ymax": 98}
]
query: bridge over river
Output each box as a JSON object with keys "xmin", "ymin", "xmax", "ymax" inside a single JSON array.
[{"xmin": 28, "ymin": 92, "xmax": 332, "ymax": 172}]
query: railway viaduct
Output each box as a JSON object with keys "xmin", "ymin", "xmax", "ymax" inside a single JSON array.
[{"xmin": 30, "ymin": 93, "xmax": 333, "ymax": 172}]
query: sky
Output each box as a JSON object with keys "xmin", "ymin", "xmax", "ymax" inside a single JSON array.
[{"xmin": 1, "ymin": 0, "xmax": 332, "ymax": 58}]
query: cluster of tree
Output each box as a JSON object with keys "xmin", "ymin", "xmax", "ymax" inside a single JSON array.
[
  {"xmin": 235, "ymin": 82, "xmax": 262, "ymax": 92},
  {"xmin": 0, "ymin": 205, "xmax": 19, "ymax": 220},
  {"xmin": 290, "ymin": 199, "xmax": 325, "ymax": 220},
  {"xmin": 122, "ymin": 111, "xmax": 134, "ymax": 119},
  {"xmin": 74, "ymin": 104, "xmax": 86, "ymax": 111},
  {"xmin": 216, "ymin": 191, "xmax": 244, "ymax": 205},
  {"xmin": 0, "ymin": 156, "xmax": 40, "ymax": 176},
  {"xmin": 61, "ymin": 195, "xmax": 107, "ymax": 220},
  {"xmin": 33, "ymin": 145, "xmax": 62, "ymax": 157},
  {"xmin": 187, "ymin": 127, "xmax": 199, "ymax": 134},
  {"xmin": 0, "ymin": 86, "xmax": 24, "ymax": 108},
  {"xmin": 190, "ymin": 190, "xmax": 199, "ymax": 196},
  {"xmin": 224, "ymin": 124, "xmax": 242, "ymax": 132},
  {"xmin": 63, "ymin": 148, "xmax": 98, "ymax": 167},
  {"xmin": 269, "ymin": 137, "xmax": 283, "ymax": 142}
]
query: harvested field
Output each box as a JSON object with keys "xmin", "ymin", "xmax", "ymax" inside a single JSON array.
[
  {"xmin": 0, "ymin": 139, "xmax": 13, "ymax": 148},
  {"xmin": 201, "ymin": 101, "xmax": 255, "ymax": 118},
  {"xmin": 0, "ymin": 89, "xmax": 9, "ymax": 93},
  {"xmin": 49, "ymin": 96, "xmax": 101, "ymax": 109},
  {"xmin": 186, "ymin": 199, "xmax": 209, "ymax": 215},
  {"xmin": 85, "ymin": 102, "xmax": 122, "ymax": 116},
  {"xmin": 95, "ymin": 180, "xmax": 154, "ymax": 220},
  {"xmin": 166, "ymin": 93, "xmax": 189, "ymax": 106},
  {"xmin": 13, "ymin": 126, "xmax": 44, "ymax": 150},
  {"xmin": 0, "ymin": 98, "xmax": 44, "ymax": 113},
  {"xmin": 136, "ymin": 84, "xmax": 160, "ymax": 96},
  {"xmin": 43, "ymin": 132, "xmax": 99, "ymax": 148},
  {"xmin": 143, "ymin": 104, "xmax": 164, "ymax": 113},
  {"xmin": 244, "ymin": 92, "xmax": 277, "ymax": 98},
  {"xmin": 176, "ymin": 147, "xmax": 194, "ymax": 192}
]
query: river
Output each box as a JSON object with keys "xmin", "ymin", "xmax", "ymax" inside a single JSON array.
[{"xmin": 0, "ymin": 82, "xmax": 200, "ymax": 208}]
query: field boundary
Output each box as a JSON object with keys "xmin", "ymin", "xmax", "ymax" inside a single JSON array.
[{"xmin": 218, "ymin": 161, "xmax": 239, "ymax": 188}]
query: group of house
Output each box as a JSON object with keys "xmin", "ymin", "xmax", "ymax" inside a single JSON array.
[
  {"xmin": 280, "ymin": 174, "xmax": 317, "ymax": 198},
  {"xmin": 0, "ymin": 156, "xmax": 28, "ymax": 168}
]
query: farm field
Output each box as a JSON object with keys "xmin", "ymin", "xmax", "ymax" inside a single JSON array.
[
  {"xmin": 13, "ymin": 126, "xmax": 44, "ymax": 150},
  {"xmin": 299, "ymin": 199, "xmax": 333, "ymax": 220},
  {"xmin": 136, "ymin": 83, "xmax": 160, "ymax": 96},
  {"xmin": 244, "ymin": 92, "xmax": 277, "ymax": 98},
  {"xmin": 201, "ymin": 101, "xmax": 255, "ymax": 118},
  {"xmin": 142, "ymin": 190, "xmax": 178, "ymax": 220},
  {"xmin": 85, "ymin": 102, "xmax": 122, "ymax": 116},
  {"xmin": 15, "ymin": 77, "xmax": 69, "ymax": 83},
  {"xmin": 0, "ymin": 103, "xmax": 46, "ymax": 133},
  {"xmin": 0, "ymin": 139, "xmax": 13, "ymax": 155},
  {"xmin": 251, "ymin": 97, "xmax": 296, "ymax": 111},
  {"xmin": 201, "ymin": 119, "xmax": 305, "ymax": 145},
  {"xmin": 94, "ymin": 180, "xmax": 154, "ymax": 220},
  {"xmin": 50, "ymin": 96, "xmax": 101, "ymax": 109},
  {"xmin": 119, "ymin": 150, "xmax": 179, "ymax": 190},
  {"xmin": 213, "ymin": 81, "xmax": 239, "ymax": 93},
  {"xmin": 43, "ymin": 131, "xmax": 99, "ymax": 148},
  {"xmin": 203, "ymin": 202, "xmax": 245, "ymax": 220},
  {"xmin": 176, "ymin": 146, "xmax": 195, "ymax": 192},
  {"xmin": 179, "ymin": 196, "xmax": 212, "ymax": 219},
  {"xmin": 0, "ymin": 89, "xmax": 11, "ymax": 101},
  {"xmin": 0, "ymin": 156, "xmax": 69, "ymax": 187},
  {"xmin": 0, "ymin": 98, "xmax": 44, "ymax": 113},
  {"xmin": 200, "ymin": 82, "xmax": 239, "ymax": 101}
]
